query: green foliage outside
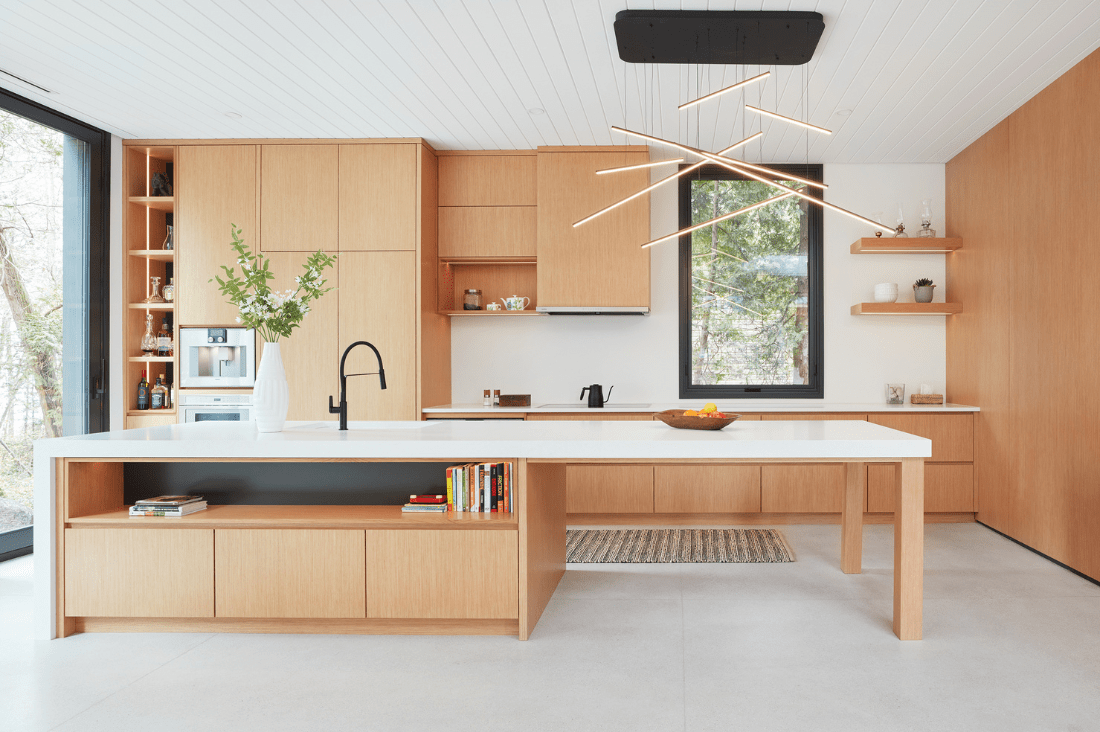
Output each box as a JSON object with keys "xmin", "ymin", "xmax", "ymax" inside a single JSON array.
[{"xmin": 689, "ymin": 178, "xmax": 810, "ymax": 386}]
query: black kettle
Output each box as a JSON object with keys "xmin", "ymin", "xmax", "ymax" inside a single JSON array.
[{"xmin": 580, "ymin": 384, "xmax": 613, "ymax": 408}]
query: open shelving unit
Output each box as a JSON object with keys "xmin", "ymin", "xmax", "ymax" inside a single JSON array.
[
  {"xmin": 851, "ymin": 302, "xmax": 962, "ymax": 315},
  {"xmin": 850, "ymin": 236, "xmax": 963, "ymax": 317},
  {"xmin": 438, "ymin": 257, "xmax": 542, "ymax": 316}
]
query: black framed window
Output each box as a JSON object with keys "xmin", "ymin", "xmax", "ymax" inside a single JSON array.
[{"xmin": 679, "ymin": 163, "xmax": 823, "ymax": 399}]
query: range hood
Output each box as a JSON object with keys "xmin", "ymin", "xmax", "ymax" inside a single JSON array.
[{"xmin": 536, "ymin": 306, "xmax": 649, "ymax": 316}]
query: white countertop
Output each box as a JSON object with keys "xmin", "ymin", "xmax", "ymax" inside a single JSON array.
[
  {"xmin": 422, "ymin": 402, "xmax": 979, "ymax": 414},
  {"xmin": 34, "ymin": 419, "xmax": 932, "ymax": 461}
]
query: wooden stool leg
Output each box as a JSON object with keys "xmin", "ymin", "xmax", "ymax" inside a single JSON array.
[
  {"xmin": 893, "ymin": 458, "xmax": 925, "ymax": 640},
  {"xmin": 841, "ymin": 462, "xmax": 865, "ymax": 574}
]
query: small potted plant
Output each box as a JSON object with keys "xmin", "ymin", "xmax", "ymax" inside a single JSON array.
[{"xmin": 913, "ymin": 278, "xmax": 936, "ymax": 303}]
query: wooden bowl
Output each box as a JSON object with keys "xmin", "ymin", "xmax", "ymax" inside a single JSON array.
[{"xmin": 655, "ymin": 409, "xmax": 740, "ymax": 431}]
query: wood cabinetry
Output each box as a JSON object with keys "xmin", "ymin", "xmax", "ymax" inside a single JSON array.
[
  {"xmin": 438, "ymin": 153, "xmax": 537, "ymax": 206},
  {"xmin": 868, "ymin": 413, "xmax": 973, "ymax": 462},
  {"xmin": 365, "ymin": 530, "xmax": 518, "ymax": 619},
  {"xmin": 438, "ymin": 207, "xmax": 537, "ymax": 258},
  {"xmin": 65, "ymin": 528, "xmax": 213, "ymax": 617},
  {"xmin": 339, "ymin": 144, "xmax": 417, "ymax": 251},
  {"xmin": 536, "ymin": 147, "xmax": 651, "ymax": 308},
  {"xmin": 215, "ymin": 529, "xmax": 366, "ymax": 618},
  {"xmin": 868, "ymin": 462, "xmax": 974, "ymax": 513},
  {"xmin": 761, "ymin": 464, "xmax": 848, "ymax": 513},
  {"xmin": 177, "ymin": 145, "xmax": 258, "ymax": 326},
  {"xmin": 566, "ymin": 465, "xmax": 653, "ymax": 513},
  {"xmin": 654, "ymin": 465, "xmax": 761, "ymax": 513},
  {"xmin": 260, "ymin": 144, "xmax": 338, "ymax": 252}
]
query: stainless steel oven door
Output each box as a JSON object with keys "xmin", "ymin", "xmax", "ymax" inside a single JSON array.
[
  {"xmin": 179, "ymin": 328, "xmax": 256, "ymax": 388},
  {"xmin": 179, "ymin": 394, "xmax": 252, "ymax": 423}
]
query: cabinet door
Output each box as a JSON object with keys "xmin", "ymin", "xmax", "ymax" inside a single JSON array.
[
  {"xmin": 259, "ymin": 253, "xmax": 339, "ymax": 420},
  {"xmin": 366, "ymin": 530, "xmax": 518, "ymax": 619},
  {"xmin": 339, "ymin": 144, "xmax": 417, "ymax": 251},
  {"xmin": 260, "ymin": 144, "xmax": 338, "ymax": 252},
  {"xmin": 761, "ymin": 464, "xmax": 848, "ymax": 513},
  {"xmin": 868, "ymin": 413, "xmax": 974, "ymax": 462},
  {"xmin": 339, "ymin": 251, "xmax": 417, "ymax": 420},
  {"xmin": 177, "ymin": 145, "xmax": 258, "ymax": 326},
  {"xmin": 566, "ymin": 464, "xmax": 653, "ymax": 513},
  {"xmin": 654, "ymin": 466, "xmax": 761, "ymax": 513},
  {"xmin": 215, "ymin": 529, "xmax": 365, "ymax": 618},
  {"xmin": 537, "ymin": 149, "xmax": 650, "ymax": 307},
  {"xmin": 438, "ymin": 154, "xmax": 537, "ymax": 206},
  {"xmin": 868, "ymin": 463, "xmax": 974, "ymax": 513},
  {"xmin": 65, "ymin": 528, "xmax": 213, "ymax": 617},
  {"xmin": 438, "ymin": 206, "xmax": 537, "ymax": 258}
]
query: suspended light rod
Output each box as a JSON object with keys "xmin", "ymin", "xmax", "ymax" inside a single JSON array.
[
  {"xmin": 641, "ymin": 191, "xmax": 800, "ymax": 249},
  {"xmin": 678, "ymin": 71, "xmax": 771, "ymax": 111},
  {"xmin": 745, "ymin": 105, "xmax": 832, "ymax": 135},
  {"xmin": 596, "ymin": 158, "xmax": 684, "ymax": 175}
]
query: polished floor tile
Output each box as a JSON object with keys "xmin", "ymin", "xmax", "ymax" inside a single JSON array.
[{"xmin": 3, "ymin": 524, "xmax": 1099, "ymax": 732}]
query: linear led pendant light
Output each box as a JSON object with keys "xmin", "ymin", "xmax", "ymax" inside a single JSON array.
[
  {"xmin": 572, "ymin": 132, "xmax": 762, "ymax": 228},
  {"xmin": 596, "ymin": 158, "xmax": 685, "ymax": 175},
  {"xmin": 640, "ymin": 191, "xmax": 800, "ymax": 248},
  {"xmin": 678, "ymin": 71, "xmax": 770, "ymax": 110},
  {"xmin": 745, "ymin": 105, "xmax": 832, "ymax": 135}
]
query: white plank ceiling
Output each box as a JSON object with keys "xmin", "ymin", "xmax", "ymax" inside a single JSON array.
[{"xmin": 0, "ymin": 0, "xmax": 1098, "ymax": 162}]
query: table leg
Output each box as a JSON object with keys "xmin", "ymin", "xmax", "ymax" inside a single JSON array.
[
  {"xmin": 841, "ymin": 462, "xmax": 865, "ymax": 574},
  {"xmin": 893, "ymin": 458, "xmax": 925, "ymax": 640}
]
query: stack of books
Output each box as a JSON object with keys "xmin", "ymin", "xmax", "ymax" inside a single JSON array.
[
  {"xmin": 445, "ymin": 463, "xmax": 512, "ymax": 513},
  {"xmin": 401, "ymin": 494, "xmax": 449, "ymax": 513},
  {"xmin": 129, "ymin": 495, "xmax": 207, "ymax": 517}
]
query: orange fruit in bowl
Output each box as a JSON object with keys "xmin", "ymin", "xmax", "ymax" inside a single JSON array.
[{"xmin": 683, "ymin": 409, "xmax": 698, "ymax": 416}]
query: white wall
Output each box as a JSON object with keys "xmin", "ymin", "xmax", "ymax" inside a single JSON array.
[{"xmin": 450, "ymin": 163, "xmax": 947, "ymax": 407}]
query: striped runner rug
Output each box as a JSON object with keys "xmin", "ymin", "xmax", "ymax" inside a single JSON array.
[{"xmin": 566, "ymin": 528, "xmax": 795, "ymax": 563}]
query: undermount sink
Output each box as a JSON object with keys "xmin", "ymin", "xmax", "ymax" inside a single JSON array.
[
  {"xmin": 294, "ymin": 421, "xmax": 435, "ymax": 430},
  {"xmin": 538, "ymin": 403, "xmax": 651, "ymax": 409}
]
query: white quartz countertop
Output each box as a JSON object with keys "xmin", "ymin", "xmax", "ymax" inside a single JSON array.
[
  {"xmin": 34, "ymin": 419, "xmax": 931, "ymax": 460},
  {"xmin": 422, "ymin": 402, "xmax": 979, "ymax": 414}
]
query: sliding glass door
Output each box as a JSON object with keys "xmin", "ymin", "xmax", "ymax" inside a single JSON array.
[{"xmin": 0, "ymin": 87, "xmax": 109, "ymax": 560}]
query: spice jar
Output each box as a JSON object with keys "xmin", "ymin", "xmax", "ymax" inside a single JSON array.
[{"xmin": 463, "ymin": 289, "xmax": 482, "ymax": 311}]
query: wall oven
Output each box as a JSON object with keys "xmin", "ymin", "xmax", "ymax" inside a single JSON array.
[
  {"xmin": 179, "ymin": 394, "xmax": 253, "ymax": 423},
  {"xmin": 179, "ymin": 327, "xmax": 256, "ymax": 388}
]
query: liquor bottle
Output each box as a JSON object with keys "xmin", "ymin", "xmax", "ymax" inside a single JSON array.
[
  {"xmin": 140, "ymin": 313, "xmax": 157, "ymax": 355},
  {"xmin": 162, "ymin": 277, "xmax": 175, "ymax": 302},
  {"xmin": 157, "ymin": 318, "xmax": 172, "ymax": 357},
  {"xmin": 151, "ymin": 375, "xmax": 167, "ymax": 410},
  {"xmin": 136, "ymin": 370, "xmax": 149, "ymax": 410}
]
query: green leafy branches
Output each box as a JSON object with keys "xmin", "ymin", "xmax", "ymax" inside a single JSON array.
[{"xmin": 210, "ymin": 225, "xmax": 337, "ymax": 343}]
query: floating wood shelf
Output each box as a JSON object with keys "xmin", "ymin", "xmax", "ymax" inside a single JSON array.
[
  {"xmin": 850, "ymin": 237, "xmax": 962, "ymax": 254},
  {"xmin": 128, "ymin": 250, "xmax": 174, "ymax": 260},
  {"xmin": 68, "ymin": 504, "xmax": 518, "ymax": 531},
  {"xmin": 128, "ymin": 302, "xmax": 175, "ymax": 310},
  {"xmin": 127, "ymin": 356, "xmax": 174, "ymax": 363},
  {"xmin": 441, "ymin": 310, "xmax": 545, "ymax": 317},
  {"xmin": 128, "ymin": 195, "xmax": 175, "ymax": 212},
  {"xmin": 851, "ymin": 302, "xmax": 962, "ymax": 315}
]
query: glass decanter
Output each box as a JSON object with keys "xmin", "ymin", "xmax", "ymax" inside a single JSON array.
[
  {"xmin": 162, "ymin": 277, "xmax": 175, "ymax": 302},
  {"xmin": 918, "ymin": 199, "xmax": 936, "ymax": 237},
  {"xmin": 161, "ymin": 224, "xmax": 174, "ymax": 250},
  {"xmin": 144, "ymin": 276, "xmax": 166, "ymax": 303},
  {"xmin": 872, "ymin": 212, "xmax": 886, "ymax": 237},
  {"xmin": 140, "ymin": 313, "xmax": 157, "ymax": 355},
  {"xmin": 893, "ymin": 204, "xmax": 908, "ymax": 237}
]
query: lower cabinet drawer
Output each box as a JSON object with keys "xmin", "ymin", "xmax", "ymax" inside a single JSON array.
[
  {"xmin": 566, "ymin": 464, "xmax": 654, "ymax": 513},
  {"xmin": 215, "ymin": 529, "xmax": 366, "ymax": 618},
  {"xmin": 654, "ymin": 465, "xmax": 760, "ymax": 513},
  {"xmin": 867, "ymin": 463, "xmax": 974, "ymax": 513},
  {"xmin": 365, "ymin": 530, "xmax": 518, "ymax": 619},
  {"xmin": 760, "ymin": 464, "xmax": 847, "ymax": 513},
  {"xmin": 65, "ymin": 528, "xmax": 214, "ymax": 617}
]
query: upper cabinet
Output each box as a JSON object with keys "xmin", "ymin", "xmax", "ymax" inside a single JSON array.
[
  {"xmin": 260, "ymin": 145, "xmax": 338, "ymax": 252},
  {"xmin": 339, "ymin": 144, "xmax": 417, "ymax": 251},
  {"xmin": 437, "ymin": 152, "xmax": 537, "ymax": 259},
  {"xmin": 536, "ymin": 147, "xmax": 650, "ymax": 308},
  {"xmin": 177, "ymin": 145, "xmax": 258, "ymax": 326}
]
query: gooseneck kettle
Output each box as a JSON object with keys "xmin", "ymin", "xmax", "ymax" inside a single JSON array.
[{"xmin": 580, "ymin": 384, "xmax": 613, "ymax": 408}]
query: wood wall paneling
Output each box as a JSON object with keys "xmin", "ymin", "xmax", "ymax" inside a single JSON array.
[
  {"xmin": 260, "ymin": 144, "xmax": 338, "ymax": 252},
  {"xmin": 761, "ymin": 464, "xmax": 848, "ymax": 513},
  {"xmin": 438, "ymin": 154, "xmax": 537, "ymax": 206},
  {"xmin": 215, "ymin": 529, "xmax": 366, "ymax": 618},
  {"xmin": 65, "ymin": 528, "xmax": 214, "ymax": 617},
  {"xmin": 566, "ymin": 464, "xmax": 653, "ymax": 513},
  {"xmin": 365, "ymin": 530, "xmax": 518, "ymax": 619},
  {"xmin": 438, "ymin": 206, "xmax": 537, "ymax": 258},
  {"xmin": 418, "ymin": 146, "xmax": 451, "ymax": 411},
  {"xmin": 653, "ymin": 465, "xmax": 761, "ymax": 513},
  {"xmin": 867, "ymin": 413, "xmax": 974, "ymax": 462},
  {"xmin": 177, "ymin": 145, "xmax": 258, "ymax": 326},
  {"xmin": 339, "ymin": 144, "xmax": 417, "ymax": 251},
  {"xmin": 868, "ymin": 463, "xmax": 974, "ymax": 513}
]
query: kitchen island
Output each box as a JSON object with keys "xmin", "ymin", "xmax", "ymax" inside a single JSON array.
[{"xmin": 35, "ymin": 419, "xmax": 931, "ymax": 641}]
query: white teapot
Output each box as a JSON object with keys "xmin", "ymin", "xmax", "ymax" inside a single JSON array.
[{"xmin": 501, "ymin": 295, "xmax": 530, "ymax": 311}]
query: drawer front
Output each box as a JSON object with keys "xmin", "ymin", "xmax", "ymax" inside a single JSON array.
[
  {"xmin": 566, "ymin": 464, "xmax": 654, "ymax": 513},
  {"xmin": 868, "ymin": 413, "xmax": 974, "ymax": 462},
  {"xmin": 366, "ymin": 530, "xmax": 518, "ymax": 619},
  {"xmin": 215, "ymin": 529, "xmax": 366, "ymax": 618},
  {"xmin": 867, "ymin": 463, "xmax": 974, "ymax": 513},
  {"xmin": 759, "ymin": 413, "xmax": 867, "ymax": 421},
  {"xmin": 761, "ymin": 464, "xmax": 848, "ymax": 513},
  {"xmin": 654, "ymin": 465, "xmax": 761, "ymax": 513},
  {"xmin": 65, "ymin": 528, "xmax": 214, "ymax": 617}
]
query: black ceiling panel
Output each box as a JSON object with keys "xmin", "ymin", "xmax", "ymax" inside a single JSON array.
[{"xmin": 614, "ymin": 10, "xmax": 825, "ymax": 65}]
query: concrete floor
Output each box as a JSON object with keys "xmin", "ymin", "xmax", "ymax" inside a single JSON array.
[{"xmin": 2, "ymin": 523, "xmax": 1099, "ymax": 731}]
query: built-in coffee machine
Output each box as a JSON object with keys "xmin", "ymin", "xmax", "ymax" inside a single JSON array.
[{"xmin": 179, "ymin": 327, "xmax": 256, "ymax": 388}]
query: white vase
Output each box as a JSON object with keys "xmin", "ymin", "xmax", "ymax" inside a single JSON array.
[{"xmin": 253, "ymin": 342, "xmax": 289, "ymax": 432}]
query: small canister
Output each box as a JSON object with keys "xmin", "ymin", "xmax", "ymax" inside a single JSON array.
[{"xmin": 463, "ymin": 289, "xmax": 482, "ymax": 310}]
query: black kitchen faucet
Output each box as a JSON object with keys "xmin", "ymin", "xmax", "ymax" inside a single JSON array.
[{"xmin": 328, "ymin": 341, "xmax": 387, "ymax": 430}]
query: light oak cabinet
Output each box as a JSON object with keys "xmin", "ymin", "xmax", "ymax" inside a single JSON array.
[
  {"xmin": 566, "ymin": 465, "xmax": 653, "ymax": 513},
  {"xmin": 215, "ymin": 529, "xmax": 366, "ymax": 618},
  {"xmin": 654, "ymin": 465, "xmax": 761, "ymax": 513},
  {"xmin": 339, "ymin": 144, "xmax": 417, "ymax": 251},
  {"xmin": 438, "ymin": 206, "xmax": 537, "ymax": 258},
  {"xmin": 177, "ymin": 145, "xmax": 258, "ymax": 326},
  {"xmin": 536, "ymin": 147, "xmax": 651, "ymax": 308},
  {"xmin": 868, "ymin": 413, "xmax": 974, "ymax": 462},
  {"xmin": 260, "ymin": 144, "xmax": 338, "ymax": 252},
  {"xmin": 868, "ymin": 463, "xmax": 974, "ymax": 513},
  {"xmin": 365, "ymin": 530, "xmax": 518, "ymax": 619},
  {"xmin": 65, "ymin": 528, "xmax": 214, "ymax": 617},
  {"xmin": 761, "ymin": 464, "xmax": 849, "ymax": 513},
  {"xmin": 438, "ymin": 153, "xmax": 537, "ymax": 206}
]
